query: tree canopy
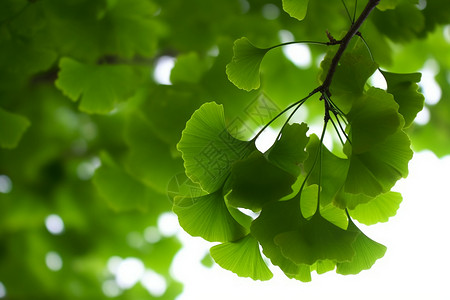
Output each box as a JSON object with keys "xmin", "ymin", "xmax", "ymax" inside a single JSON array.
[{"xmin": 0, "ymin": 0, "xmax": 449, "ymax": 299}]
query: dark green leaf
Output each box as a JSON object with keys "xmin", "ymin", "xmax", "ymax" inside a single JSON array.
[{"xmin": 0, "ymin": 108, "xmax": 30, "ymax": 148}]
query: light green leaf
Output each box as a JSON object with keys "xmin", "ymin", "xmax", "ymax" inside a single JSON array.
[
  {"xmin": 345, "ymin": 130, "xmax": 413, "ymax": 197},
  {"xmin": 266, "ymin": 123, "xmax": 309, "ymax": 176},
  {"xmin": 282, "ymin": 0, "xmax": 309, "ymax": 21},
  {"xmin": 381, "ymin": 71, "xmax": 424, "ymax": 128},
  {"xmin": 275, "ymin": 213, "xmax": 357, "ymax": 265},
  {"xmin": 347, "ymin": 88, "xmax": 404, "ymax": 154},
  {"xmin": 173, "ymin": 190, "xmax": 248, "ymax": 242},
  {"xmin": 336, "ymin": 220, "xmax": 386, "ymax": 275},
  {"xmin": 227, "ymin": 151, "xmax": 296, "ymax": 211},
  {"xmin": 170, "ymin": 52, "xmax": 208, "ymax": 84},
  {"xmin": 226, "ymin": 37, "xmax": 269, "ymax": 91},
  {"xmin": 0, "ymin": 108, "xmax": 30, "ymax": 148},
  {"xmin": 55, "ymin": 57, "xmax": 140, "ymax": 114},
  {"xmin": 251, "ymin": 198, "xmax": 311, "ymax": 281},
  {"xmin": 349, "ymin": 192, "xmax": 402, "ymax": 225},
  {"xmin": 177, "ymin": 102, "xmax": 255, "ymax": 193},
  {"xmin": 299, "ymin": 185, "xmax": 319, "ymax": 219},
  {"xmin": 210, "ymin": 235, "xmax": 273, "ymax": 281}
]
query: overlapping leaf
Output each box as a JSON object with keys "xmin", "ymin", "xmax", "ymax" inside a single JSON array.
[
  {"xmin": 349, "ymin": 191, "xmax": 403, "ymax": 225},
  {"xmin": 172, "ymin": 190, "xmax": 248, "ymax": 242},
  {"xmin": 210, "ymin": 235, "xmax": 273, "ymax": 281},
  {"xmin": 226, "ymin": 38, "xmax": 269, "ymax": 91},
  {"xmin": 381, "ymin": 70, "xmax": 424, "ymax": 128},
  {"xmin": 336, "ymin": 220, "xmax": 387, "ymax": 275},
  {"xmin": 55, "ymin": 57, "xmax": 141, "ymax": 114},
  {"xmin": 177, "ymin": 102, "xmax": 255, "ymax": 193}
]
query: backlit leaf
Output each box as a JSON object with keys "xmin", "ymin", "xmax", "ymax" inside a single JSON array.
[
  {"xmin": 173, "ymin": 190, "xmax": 248, "ymax": 242},
  {"xmin": 336, "ymin": 220, "xmax": 386, "ymax": 275},
  {"xmin": 226, "ymin": 37, "xmax": 269, "ymax": 91},
  {"xmin": 282, "ymin": 0, "xmax": 309, "ymax": 21},
  {"xmin": 381, "ymin": 70, "xmax": 424, "ymax": 128},
  {"xmin": 227, "ymin": 151, "xmax": 296, "ymax": 211},
  {"xmin": 177, "ymin": 102, "xmax": 255, "ymax": 193},
  {"xmin": 349, "ymin": 191, "xmax": 402, "ymax": 225},
  {"xmin": 210, "ymin": 235, "xmax": 273, "ymax": 281},
  {"xmin": 275, "ymin": 213, "xmax": 357, "ymax": 265}
]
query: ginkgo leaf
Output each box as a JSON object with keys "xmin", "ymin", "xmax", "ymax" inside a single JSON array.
[
  {"xmin": 305, "ymin": 134, "xmax": 349, "ymax": 206},
  {"xmin": 226, "ymin": 37, "xmax": 269, "ymax": 91},
  {"xmin": 0, "ymin": 108, "xmax": 30, "ymax": 148},
  {"xmin": 282, "ymin": 0, "xmax": 309, "ymax": 21},
  {"xmin": 274, "ymin": 213, "xmax": 357, "ymax": 265},
  {"xmin": 299, "ymin": 185, "xmax": 319, "ymax": 219},
  {"xmin": 319, "ymin": 39, "xmax": 378, "ymax": 112},
  {"xmin": 349, "ymin": 191, "xmax": 402, "ymax": 225},
  {"xmin": 210, "ymin": 235, "xmax": 273, "ymax": 281},
  {"xmin": 347, "ymin": 87, "xmax": 404, "ymax": 154},
  {"xmin": 227, "ymin": 150, "xmax": 296, "ymax": 211},
  {"xmin": 55, "ymin": 57, "xmax": 141, "ymax": 114},
  {"xmin": 266, "ymin": 123, "xmax": 309, "ymax": 176},
  {"xmin": 345, "ymin": 130, "xmax": 413, "ymax": 197},
  {"xmin": 172, "ymin": 190, "xmax": 248, "ymax": 242},
  {"xmin": 251, "ymin": 198, "xmax": 311, "ymax": 281},
  {"xmin": 336, "ymin": 220, "xmax": 387, "ymax": 275},
  {"xmin": 170, "ymin": 52, "xmax": 208, "ymax": 84},
  {"xmin": 177, "ymin": 102, "xmax": 255, "ymax": 193},
  {"xmin": 93, "ymin": 152, "xmax": 155, "ymax": 212},
  {"xmin": 381, "ymin": 70, "xmax": 424, "ymax": 128}
]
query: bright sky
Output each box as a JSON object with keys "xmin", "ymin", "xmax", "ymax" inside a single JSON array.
[{"xmin": 172, "ymin": 151, "xmax": 450, "ymax": 300}]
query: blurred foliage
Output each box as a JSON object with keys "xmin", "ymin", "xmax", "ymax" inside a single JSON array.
[{"xmin": 0, "ymin": 0, "xmax": 448, "ymax": 298}]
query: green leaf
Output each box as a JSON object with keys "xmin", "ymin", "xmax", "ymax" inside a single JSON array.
[
  {"xmin": 227, "ymin": 151, "xmax": 296, "ymax": 211},
  {"xmin": 0, "ymin": 108, "xmax": 30, "ymax": 148},
  {"xmin": 345, "ymin": 130, "xmax": 413, "ymax": 197},
  {"xmin": 305, "ymin": 135, "xmax": 350, "ymax": 206},
  {"xmin": 92, "ymin": 153, "xmax": 156, "ymax": 212},
  {"xmin": 210, "ymin": 235, "xmax": 273, "ymax": 281},
  {"xmin": 336, "ymin": 220, "xmax": 387, "ymax": 275},
  {"xmin": 177, "ymin": 102, "xmax": 255, "ymax": 193},
  {"xmin": 299, "ymin": 185, "xmax": 319, "ymax": 219},
  {"xmin": 266, "ymin": 123, "xmax": 309, "ymax": 176},
  {"xmin": 282, "ymin": 0, "xmax": 309, "ymax": 21},
  {"xmin": 347, "ymin": 87, "xmax": 404, "ymax": 154},
  {"xmin": 274, "ymin": 213, "xmax": 357, "ymax": 265},
  {"xmin": 381, "ymin": 71, "xmax": 424, "ymax": 128},
  {"xmin": 226, "ymin": 37, "xmax": 269, "ymax": 91},
  {"xmin": 55, "ymin": 57, "xmax": 141, "ymax": 114},
  {"xmin": 172, "ymin": 190, "xmax": 248, "ymax": 242},
  {"xmin": 170, "ymin": 52, "xmax": 208, "ymax": 84},
  {"xmin": 349, "ymin": 191, "xmax": 402, "ymax": 225},
  {"xmin": 251, "ymin": 198, "xmax": 311, "ymax": 281},
  {"xmin": 319, "ymin": 39, "xmax": 378, "ymax": 113}
]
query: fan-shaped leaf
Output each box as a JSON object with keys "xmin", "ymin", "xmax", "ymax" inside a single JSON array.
[
  {"xmin": 344, "ymin": 130, "xmax": 413, "ymax": 197},
  {"xmin": 227, "ymin": 151, "xmax": 296, "ymax": 211},
  {"xmin": 336, "ymin": 220, "xmax": 386, "ymax": 275},
  {"xmin": 381, "ymin": 70, "xmax": 424, "ymax": 128},
  {"xmin": 282, "ymin": 0, "xmax": 309, "ymax": 21},
  {"xmin": 177, "ymin": 102, "xmax": 255, "ymax": 193},
  {"xmin": 210, "ymin": 235, "xmax": 273, "ymax": 281},
  {"xmin": 55, "ymin": 57, "xmax": 141, "ymax": 114},
  {"xmin": 0, "ymin": 108, "xmax": 30, "ymax": 149},
  {"xmin": 274, "ymin": 213, "xmax": 357, "ymax": 265},
  {"xmin": 226, "ymin": 37, "xmax": 269, "ymax": 91},
  {"xmin": 349, "ymin": 191, "xmax": 402, "ymax": 225},
  {"xmin": 173, "ymin": 190, "xmax": 248, "ymax": 242},
  {"xmin": 266, "ymin": 123, "xmax": 309, "ymax": 176}
]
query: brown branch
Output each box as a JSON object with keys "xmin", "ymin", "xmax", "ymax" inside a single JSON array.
[{"xmin": 320, "ymin": 0, "xmax": 380, "ymax": 96}]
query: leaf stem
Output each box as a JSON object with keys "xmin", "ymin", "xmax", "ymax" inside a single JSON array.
[
  {"xmin": 320, "ymin": 0, "xmax": 380, "ymax": 94},
  {"xmin": 267, "ymin": 40, "xmax": 339, "ymax": 52}
]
